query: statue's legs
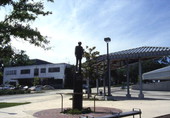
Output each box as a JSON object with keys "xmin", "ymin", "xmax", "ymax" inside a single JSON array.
[
  {"xmin": 76, "ymin": 58, "xmax": 82, "ymax": 73},
  {"xmin": 76, "ymin": 58, "xmax": 78, "ymax": 71},
  {"xmin": 79, "ymin": 59, "xmax": 82, "ymax": 73}
]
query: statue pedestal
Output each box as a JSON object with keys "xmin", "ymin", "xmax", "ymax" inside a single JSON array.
[{"xmin": 73, "ymin": 73, "xmax": 83, "ymax": 110}]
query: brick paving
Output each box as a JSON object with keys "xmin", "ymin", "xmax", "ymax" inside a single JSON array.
[{"xmin": 33, "ymin": 107, "xmax": 122, "ymax": 118}]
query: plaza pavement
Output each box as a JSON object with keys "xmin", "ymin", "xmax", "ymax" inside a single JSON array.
[{"xmin": 0, "ymin": 87, "xmax": 170, "ymax": 118}]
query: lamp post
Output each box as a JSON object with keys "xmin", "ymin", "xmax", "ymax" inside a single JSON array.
[{"xmin": 104, "ymin": 37, "xmax": 111, "ymax": 96}]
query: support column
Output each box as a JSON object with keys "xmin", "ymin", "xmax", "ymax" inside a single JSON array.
[
  {"xmin": 126, "ymin": 60, "xmax": 131, "ymax": 98},
  {"xmin": 138, "ymin": 59, "xmax": 144, "ymax": 99},
  {"xmin": 103, "ymin": 62, "xmax": 106, "ymax": 97}
]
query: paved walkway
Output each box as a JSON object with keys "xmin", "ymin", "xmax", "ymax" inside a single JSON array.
[{"xmin": 0, "ymin": 87, "xmax": 170, "ymax": 118}]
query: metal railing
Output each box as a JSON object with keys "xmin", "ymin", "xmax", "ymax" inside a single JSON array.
[{"xmin": 56, "ymin": 92, "xmax": 102, "ymax": 112}]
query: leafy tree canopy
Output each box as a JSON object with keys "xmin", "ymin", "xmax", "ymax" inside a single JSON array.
[
  {"xmin": 0, "ymin": 47, "xmax": 31, "ymax": 67},
  {"xmin": 0, "ymin": 0, "xmax": 53, "ymax": 49},
  {"xmin": 0, "ymin": 0, "xmax": 53, "ymax": 69},
  {"xmin": 82, "ymin": 46, "xmax": 100, "ymax": 80}
]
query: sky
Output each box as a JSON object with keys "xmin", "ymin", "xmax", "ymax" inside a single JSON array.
[{"xmin": 1, "ymin": 0, "xmax": 170, "ymax": 65}]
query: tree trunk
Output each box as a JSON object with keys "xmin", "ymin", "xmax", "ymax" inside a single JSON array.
[{"xmin": 86, "ymin": 78, "xmax": 90, "ymax": 99}]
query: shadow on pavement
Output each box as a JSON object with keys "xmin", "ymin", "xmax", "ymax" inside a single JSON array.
[
  {"xmin": 0, "ymin": 111, "xmax": 17, "ymax": 115},
  {"xmin": 108, "ymin": 96, "xmax": 170, "ymax": 101}
]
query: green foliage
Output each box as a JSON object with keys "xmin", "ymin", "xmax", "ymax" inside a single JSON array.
[
  {"xmin": 0, "ymin": 0, "xmax": 53, "ymax": 69},
  {"xmin": 0, "ymin": 48, "xmax": 32, "ymax": 67},
  {"xmin": 33, "ymin": 77, "xmax": 40, "ymax": 86},
  {"xmin": 82, "ymin": 46, "xmax": 101, "ymax": 98},
  {"xmin": 63, "ymin": 109, "xmax": 81, "ymax": 114},
  {"xmin": 61, "ymin": 107, "xmax": 92, "ymax": 114},
  {"xmin": 0, "ymin": 45, "xmax": 14, "ymax": 67},
  {"xmin": 10, "ymin": 50, "xmax": 32, "ymax": 66},
  {"xmin": 82, "ymin": 46, "xmax": 100, "ymax": 80},
  {"xmin": 0, "ymin": 0, "xmax": 53, "ymax": 49},
  {"xmin": 0, "ymin": 102, "xmax": 30, "ymax": 109},
  {"xmin": 112, "ymin": 67, "xmax": 126, "ymax": 84}
]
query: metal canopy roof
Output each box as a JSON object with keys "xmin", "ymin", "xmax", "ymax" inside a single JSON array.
[{"xmin": 98, "ymin": 46, "xmax": 170, "ymax": 62}]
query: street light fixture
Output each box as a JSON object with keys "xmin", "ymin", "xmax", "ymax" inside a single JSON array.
[
  {"xmin": 104, "ymin": 37, "xmax": 111, "ymax": 43},
  {"xmin": 104, "ymin": 37, "xmax": 111, "ymax": 96}
]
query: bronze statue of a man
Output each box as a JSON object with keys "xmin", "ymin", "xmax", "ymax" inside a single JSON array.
[{"xmin": 75, "ymin": 42, "xmax": 84, "ymax": 72}]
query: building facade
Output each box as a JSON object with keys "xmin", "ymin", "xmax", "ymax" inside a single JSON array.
[{"xmin": 3, "ymin": 63, "xmax": 70, "ymax": 88}]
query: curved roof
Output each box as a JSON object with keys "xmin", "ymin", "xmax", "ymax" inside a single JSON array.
[
  {"xmin": 98, "ymin": 46, "xmax": 170, "ymax": 61},
  {"xmin": 143, "ymin": 65, "xmax": 170, "ymax": 80}
]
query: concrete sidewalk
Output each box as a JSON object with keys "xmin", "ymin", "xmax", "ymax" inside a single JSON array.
[{"xmin": 0, "ymin": 88, "xmax": 170, "ymax": 118}]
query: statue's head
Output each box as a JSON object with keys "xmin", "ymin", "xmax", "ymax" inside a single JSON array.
[{"xmin": 78, "ymin": 42, "xmax": 82, "ymax": 45}]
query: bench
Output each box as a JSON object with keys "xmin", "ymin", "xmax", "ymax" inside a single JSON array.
[{"xmin": 96, "ymin": 108, "xmax": 142, "ymax": 118}]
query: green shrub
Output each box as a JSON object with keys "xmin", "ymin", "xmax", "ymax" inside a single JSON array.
[
  {"xmin": 61, "ymin": 107, "xmax": 92, "ymax": 114},
  {"xmin": 0, "ymin": 89, "xmax": 31, "ymax": 95}
]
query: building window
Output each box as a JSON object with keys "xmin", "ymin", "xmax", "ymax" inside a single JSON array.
[
  {"xmin": 40, "ymin": 68, "xmax": 46, "ymax": 73},
  {"xmin": 21, "ymin": 69, "xmax": 30, "ymax": 74},
  {"xmin": 5, "ymin": 70, "xmax": 17, "ymax": 75},
  {"xmin": 48, "ymin": 67, "xmax": 60, "ymax": 73}
]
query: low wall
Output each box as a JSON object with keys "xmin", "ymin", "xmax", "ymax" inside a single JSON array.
[{"xmin": 132, "ymin": 81, "xmax": 170, "ymax": 91}]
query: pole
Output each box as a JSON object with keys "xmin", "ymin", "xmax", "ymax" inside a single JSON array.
[
  {"xmin": 126, "ymin": 60, "xmax": 131, "ymax": 98},
  {"xmin": 107, "ymin": 43, "xmax": 111, "ymax": 96},
  {"xmin": 138, "ymin": 59, "xmax": 144, "ymax": 99}
]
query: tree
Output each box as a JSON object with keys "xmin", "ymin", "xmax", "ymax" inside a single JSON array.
[
  {"xmin": 0, "ymin": 0, "xmax": 53, "ymax": 49},
  {"xmin": 0, "ymin": 45, "xmax": 14, "ymax": 65},
  {"xmin": 0, "ymin": 46, "xmax": 31, "ymax": 67},
  {"xmin": 0, "ymin": 44, "xmax": 14, "ymax": 84},
  {"xmin": 0, "ymin": 0, "xmax": 53, "ymax": 83},
  {"xmin": 33, "ymin": 77, "xmax": 41, "ymax": 86},
  {"xmin": 82, "ymin": 46, "xmax": 100, "ymax": 98},
  {"xmin": 0, "ymin": 48, "xmax": 31, "ymax": 84},
  {"xmin": 0, "ymin": 0, "xmax": 53, "ymax": 65},
  {"xmin": 10, "ymin": 50, "xmax": 31, "ymax": 66}
]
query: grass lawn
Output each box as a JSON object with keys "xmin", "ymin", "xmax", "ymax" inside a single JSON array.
[{"xmin": 0, "ymin": 102, "xmax": 31, "ymax": 108}]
